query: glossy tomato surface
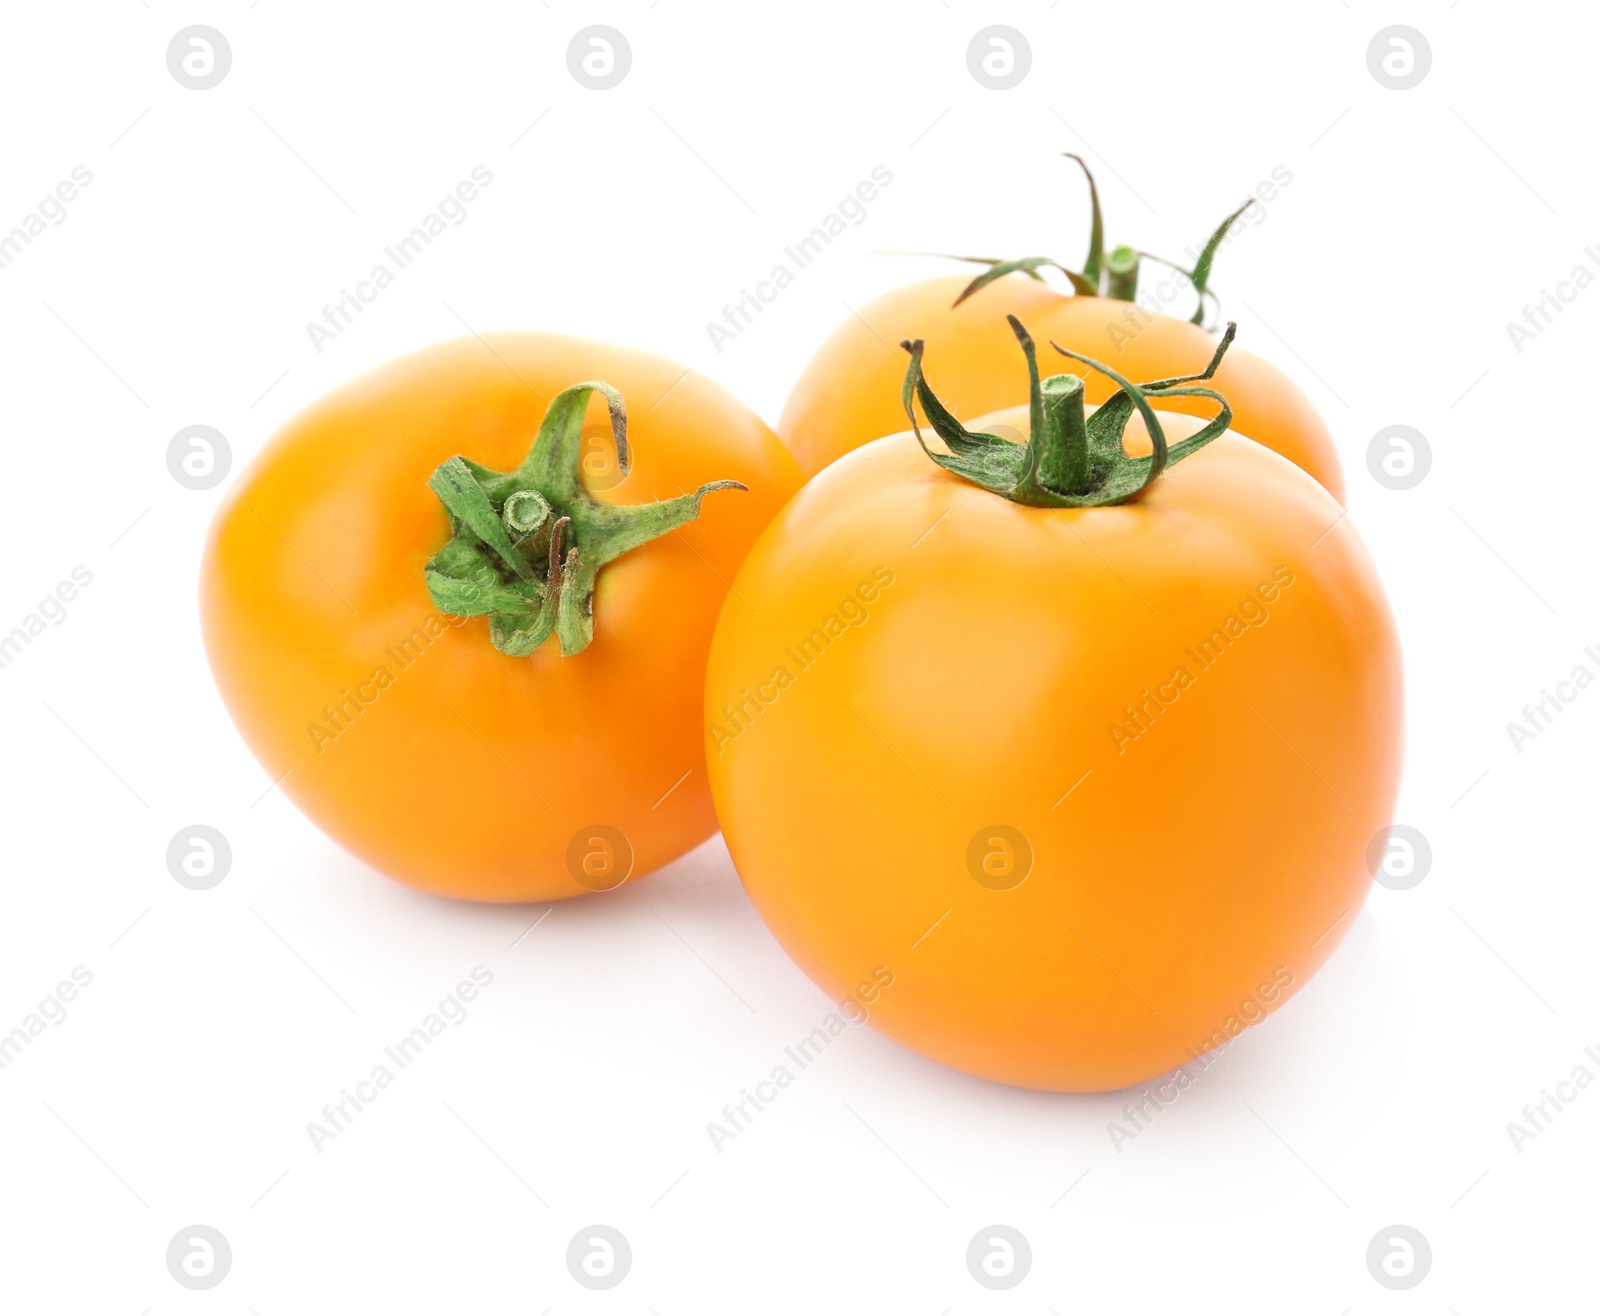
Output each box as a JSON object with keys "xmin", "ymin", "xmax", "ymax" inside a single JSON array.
[
  {"xmin": 779, "ymin": 273, "xmax": 1345, "ymax": 501},
  {"xmin": 706, "ymin": 406, "xmax": 1399, "ymax": 1090},
  {"xmin": 203, "ymin": 334, "xmax": 803, "ymax": 901}
]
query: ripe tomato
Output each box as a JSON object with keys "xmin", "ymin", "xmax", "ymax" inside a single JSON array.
[
  {"xmin": 780, "ymin": 273, "xmax": 1345, "ymax": 502},
  {"xmin": 203, "ymin": 334, "xmax": 802, "ymax": 902},
  {"xmin": 779, "ymin": 155, "xmax": 1343, "ymax": 500},
  {"xmin": 707, "ymin": 325, "xmax": 1399, "ymax": 1090}
]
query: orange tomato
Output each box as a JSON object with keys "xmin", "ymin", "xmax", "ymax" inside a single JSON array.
[
  {"xmin": 203, "ymin": 334, "xmax": 802, "ymax": 902},
  {"xmin": 707, "ymin": 348, "xmax": 1399, "ymax": 1090},
  {"xmin": 779, "ymin": 272, "xmax": 1346, "ymax": 502}
]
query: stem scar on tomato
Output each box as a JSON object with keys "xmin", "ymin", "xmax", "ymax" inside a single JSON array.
[
  {"xmin": 900, "ymin": 315, "xmax": 1237, "ymax": 507},
  {"xmin": 422, "ymin": 379, "xmax": 746, "ymax": 657}
]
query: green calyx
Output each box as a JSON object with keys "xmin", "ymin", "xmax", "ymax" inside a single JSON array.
[
  {"xmin": 899, "ymin": 315, "xmax": 1236, "ymax": 508},
  {"xmin": 945, "ymin": 153, "xmax": 1255, "ymax": 327},
  {"xmin": 423, "ymin": 380, "xmax": 746, "ymax": 657}
]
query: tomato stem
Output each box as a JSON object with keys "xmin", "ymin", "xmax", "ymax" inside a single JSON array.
[
  {"xmin": 946, "ymin": 155, "xmax": 1256, "ymax": 328},
  {"xmin": 941, "ymin": 254, "xmax": 1095, "ymax": 307},
  {"xmin": 1036, "ymin": 374, "xmax": 1090, "ymax": 494},
  {"xmin": 422, "ymin": 381, "xmax": 746, "ymax": 657},
  {"xmin": 1105, "ymin": 245, "xmax": 1140, "ymax": 302},
  {"xmin": 1185, "ymin": 199, "xmax": 1254, "ymax": 326},
  {"xmin": 900, "ymin": 317, "xmax": 1237, "ymax": 508},
  {"xmin": 503, "ymin": 489, "xmax": 551, "ymax": 536},
  {"xmin": 1066, "ymin": 152, "xmax": 1105, "ymax": 288}
]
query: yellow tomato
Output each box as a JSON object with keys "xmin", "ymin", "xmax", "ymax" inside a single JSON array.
[
  {"xmin": 203, "ymin": 334, "xmax": 802, "ymax": 901},
  {"xmin": 709, "ymin": 332, "xmax": 1398, "ymax": 1089},
  {"xmin": 781, "ymin": 273, "xmax": 1345, "ymax": 500}
]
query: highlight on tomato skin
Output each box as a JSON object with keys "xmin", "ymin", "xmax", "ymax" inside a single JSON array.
[
  {"xmin": 778, "ymin": 153, "xmax": 1346, "ymax": 503},
  {"xmin": 707, "ymin": 325, "xmax": 1400, "ymax": 1092},
  {"xmin": 200, "ymin": 332, "xmax": 804, "ymax": 903}
]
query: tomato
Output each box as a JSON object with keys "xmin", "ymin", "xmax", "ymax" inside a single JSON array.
[
  {"xmin": 203, "ymin": 334, "xmax": 803, "ymax": 902},
  {"xmin": 782, "ymin": 274, "xmax": 1343, "ymax": 502},
  {"xmin": 779, "ymin": 156, "xmax": 1344, "ymax": 501},
  {"xmin": 706, "ymin": 324, "xmax": 1400, "ymax": 1090}
]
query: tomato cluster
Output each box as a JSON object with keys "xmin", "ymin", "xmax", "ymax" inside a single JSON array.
[{"xmin": 203, "ymin": 161, "xmax": 1400, "ymax": 1091}]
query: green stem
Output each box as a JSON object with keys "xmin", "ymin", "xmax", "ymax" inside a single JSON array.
[
  {"xmin": 899, "ymin": 316, "xmax": 1237, "ymax": 508},
  {"xmin": 934, "ymin": 155, "xmax": 1255, "ymax": 323},
  {"xmin": 1105, "ymin": 245, "xmax": 1140, "ymax": 301},
  {"xmin": 943, "ymin": 254, "xmax": 1095, "ymax": 308},
  {"xmin": 503, "ymin": 489, "xmax": 550, "ymax": 535},
  {"xmin": 1187, "ymin": 198, "xmax": 1255, "ymax": 325},
  {"xmin": 422, "ymin": 380, "xmax": 746, "ymax": 658},
  {"xmin": 1034, "ymin": 374, "xmax": 1089, "ymax": 494},
  {"xmin": 1064, "ymin": 153, "xmax": 1104, "ymax": 287}
]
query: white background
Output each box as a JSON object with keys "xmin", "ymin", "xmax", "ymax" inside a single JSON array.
[{"xmin": 1, "ymin": 1, "xmax": 1595, "ymax": 1311}]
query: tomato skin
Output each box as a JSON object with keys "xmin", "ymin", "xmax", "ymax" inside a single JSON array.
[
  {"xmin": 203, "ymin": 334, "xmax": 802, "ymax": 902},
  {"xmin": 779, "ymin": 273, "xmax": 1346, "ymax": 502},
  {"xmin": 706, "ymin": 410, "xmax": 1399, "ymax": 1091}
]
